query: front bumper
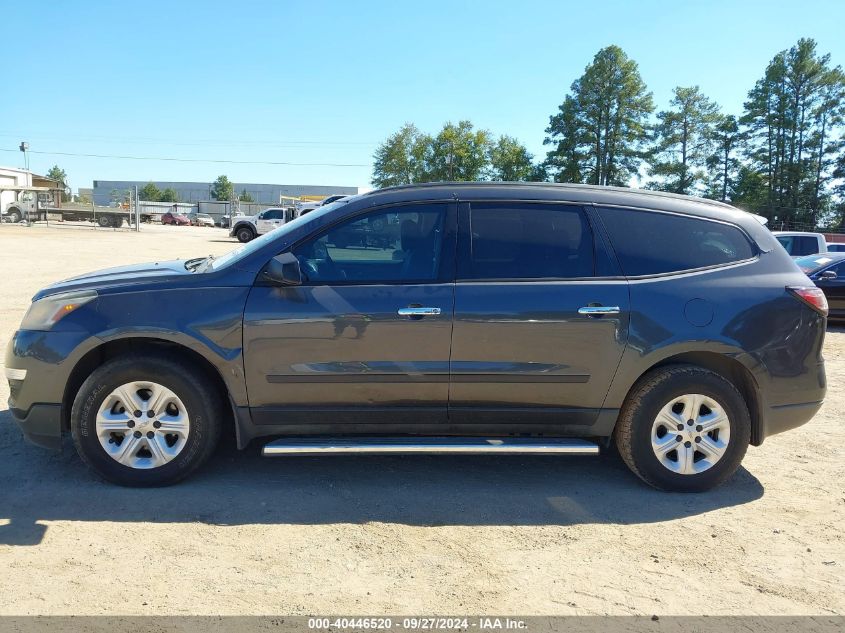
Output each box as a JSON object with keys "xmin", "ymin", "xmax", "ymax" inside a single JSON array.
[
  {"xmin": 6, "ymin": 328, "xmax": 95, "ymax": 451},
  {"xmin": 9, "ymin": 404, "xmax": 62, "ymax": 450}
]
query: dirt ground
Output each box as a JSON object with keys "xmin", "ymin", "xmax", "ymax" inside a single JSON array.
[{"xmin": 0, "ymin": 223, "xmax": 842, "ymax": 616}]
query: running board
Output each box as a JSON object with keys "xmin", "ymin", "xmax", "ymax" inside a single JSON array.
[{"xmin": 262, "ymin": 436, "xmax": 600, "ymax": 456}]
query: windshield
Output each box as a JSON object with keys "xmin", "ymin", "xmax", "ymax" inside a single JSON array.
[
  {"xmin": 794, "ymin": 254, "xmax": 837, "ymax": 274},
  {"xmin": 207, "ymin": 197, "xmax": 357, "ymax": 271}
]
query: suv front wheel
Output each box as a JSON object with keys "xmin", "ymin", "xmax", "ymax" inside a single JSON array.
[
  {"xmin": 614, "ymin": 365, "xmax": 751, "ymax": 492},
  {"xmin": 235, "ymin": 225, "xmax": 255, "ymax": 242},
  {"xmin": 71, "ymin": 355, "xmax": 223, "ymax": 486}
]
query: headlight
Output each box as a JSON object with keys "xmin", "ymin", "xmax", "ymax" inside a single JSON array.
[{"xmin": 20, "ymin": 290, "xmax": 97, "ymax": 331}]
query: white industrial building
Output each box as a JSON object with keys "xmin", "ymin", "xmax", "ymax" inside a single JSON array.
[{"xmin": 0, "ymin": 165, "xmax": 33, "ymax": 211}]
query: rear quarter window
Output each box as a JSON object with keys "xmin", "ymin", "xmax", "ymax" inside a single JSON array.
[{"xmin": 596, "ymin": 206, "xmax": 755, "ymax": 276}]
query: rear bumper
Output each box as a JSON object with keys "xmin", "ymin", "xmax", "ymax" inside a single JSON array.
[
  {"xmin": 757, "ymin": 400, "xmax": 824, "ymax": 444},
  {"xmin": 9, "ymin": 403, "xmax": 62, "ymax": 451}
]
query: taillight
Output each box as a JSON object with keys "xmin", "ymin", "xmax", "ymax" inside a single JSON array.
[{"xmin": 787, "ymin": 286, "xmax": 829, "ymax": 316}]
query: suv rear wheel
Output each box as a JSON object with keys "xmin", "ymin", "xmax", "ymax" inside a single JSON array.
[
  {"xmin": 614, "ymin": 365, "xmax": 751, "ymax": 492},
  {"xmin": 71, "ymin": 355, "xmax": 223, "ymax": 486}
]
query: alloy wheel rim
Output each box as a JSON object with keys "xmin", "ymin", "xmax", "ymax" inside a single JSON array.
[
  {"xmin": 95, "ymin": 381, "xmax": 190, "ymax": 469},
  {"xmin": 650, "ymin": 393, "xmax": 731, "ymax": 475}
]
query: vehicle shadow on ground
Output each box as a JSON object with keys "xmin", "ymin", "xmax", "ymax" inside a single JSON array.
[{"xmin": 0, "ymin": 410, "xmax": 764, "ymax": 546}]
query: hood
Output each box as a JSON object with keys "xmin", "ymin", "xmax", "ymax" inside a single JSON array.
[{"xmin": 34, "ymin": 260, "xmax": 192, "ymax": 300}]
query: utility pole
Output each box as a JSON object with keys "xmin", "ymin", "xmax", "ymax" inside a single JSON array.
[
  {"xmin": 134, "ymin": 186, "xmax": 140, "ymax": 231},
  {"xmin": 19, "ymin": 142, "xmax": 29, "ymax": 171}
]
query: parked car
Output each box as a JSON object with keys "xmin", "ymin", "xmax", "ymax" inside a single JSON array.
[
  {"xmin": 825, "ymin": 243, "xmax": 845, "ymax": 253},
  {"xmin": 216, "ymin": 214, "xmax": 232, "ymax": 229},
  {"xmin": 187, "ymin": 212, "xmax": 215, "ymax": 227},
  {"xmin": 161, "ymin": 211, "xmax": 191, "ymax": 226},
  {"xmin": 795, "ymin": 252, "xmax": 845, "ymax": 320},
  {"xmin": 6, "ymin": 183, "xmax": 827, "ymax": 490},
  {"xmin": 772, "ymin": 231, "xmax": 827, "ymax": 256}
]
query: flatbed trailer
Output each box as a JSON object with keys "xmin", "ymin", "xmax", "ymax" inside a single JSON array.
[{"xmin": 44, "ymin": 205, "xmax": 152, "ymax": 227}]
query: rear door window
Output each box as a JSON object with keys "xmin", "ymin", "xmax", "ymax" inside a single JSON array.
[
  {"xmin": 595, "ymin": 207, "xmax": 755, "ymax": 276},
  {"xmin": 460, "ymin": 203, "xmax": 594, "ymax": 280}
]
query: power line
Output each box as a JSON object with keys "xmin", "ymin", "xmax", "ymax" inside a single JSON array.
[
  {"xmin": 0, "ymin": 147, "xmax": 369, "ymax": 167},
  {"xmin": 0, "ymin": 132, "xmax": 378, "ymax": 147}
]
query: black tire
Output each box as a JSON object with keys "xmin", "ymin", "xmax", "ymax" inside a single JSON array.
[
  {"xmin": 236, "ymin": 225, "xmax": 255, "ymax": 243},
  {"xmin": 71, "ymin": 355, "xmax": 223, "ymax": 486},
  {"xmin": 97, "ymin": 215, "xmax": 112, "ymax": 228},
  {"xmin": 7, "ymin": 208, "xmax": 22, "ymax": 223},
  {"xmin": 614, "ymin": 364, "xmax": 751, "ymax": 492}
]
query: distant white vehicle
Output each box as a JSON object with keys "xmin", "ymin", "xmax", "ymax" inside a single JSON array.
[
  {"xmin": 772, "ymin": 231, "xmax": 827, "ymax": 257},
  {"xmin": 826, "ymin": 243, "xmax": 845, "ymax": 253},
  {"xmin": 296, "ymin": 195, "xmax": 350, "ymax": 216},
  {"xmin": 186, "ymin": 211, "xmax": 215, "ymax": 227},
  {"xmin": 319, "ymin": 194, "xmax": 349, "ymax": 206},
  {"xmin": 229, "ymin": 207, "xmax": 296, "ymax": 242}
]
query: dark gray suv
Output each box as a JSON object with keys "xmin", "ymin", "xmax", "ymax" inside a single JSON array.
[{"xmin": 5, "ymin": 183, "xmax": 828, "ymax": 490}]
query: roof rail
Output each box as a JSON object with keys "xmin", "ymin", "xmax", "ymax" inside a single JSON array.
[{"xmin": 364, "ymin": 181, "xmax": 735, "ymax": 209}]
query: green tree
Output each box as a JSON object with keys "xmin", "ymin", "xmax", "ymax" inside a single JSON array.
[
  {"xmin": 544, "ymin": 96, "xmax": 586, "ymax": 182},
  {"xmin": 545, "ymin": 45, "xmax": 654, "ymax": 186},
  {"xmin": 239, "ymin": 188, "xmax": 255, "ymax": 202},
  {"xmin": 160, "ymin": 188, "xmax": 179, "ymax": 202},
  {"xmin": 527, "ymin": 163, "xmax": 549, "ymax": 182},
  {"xmin": 210, "ymin": 175, "xmax": 234, "ymax": 201},
  {"xmin": 730, "ymin": 165, "xmax": 769, "ymax": 214},
  {"xmin": 46, "ymin": 165, "xmax": 67, "ymax": 186},
  {"xmin": 488, "ymin": 135, "xmax": 535, "ymax": 181},
  {"xmin": 741, "ymin": 38, "xmax": 844, "ymax": 226},
  {"xmin": 139, "ymin": 182, "xmax": 162, "ymax": 202},
  {"xmin": 46, "ymin": 165, "xmax": 70, "ymax": 202},
  {"xmin": 371, "ymin": 123, "xmax": 431, "ymax": 187},
  {"xmin": 110, "ymin": 188, "xmax": 131, "ymax": 206},
  {"xmin": 705, "ymin": 115, "xmax": 742, "ymax": 202},
  {"xmin": 808, "ymin": 67, "xmax": 845, "ymax": 222},
  {"xmin": 426, "ymin": 120, "xmax": 491, "ymax": 182},
  {"xmin": 647, "ymin": 86, "xmax": 721, "ymax": 194}
]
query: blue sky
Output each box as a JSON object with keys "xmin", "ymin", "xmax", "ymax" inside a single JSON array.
[{"xmin": 3, "ymin": 0, "xmax": 845, "ymax": 193}]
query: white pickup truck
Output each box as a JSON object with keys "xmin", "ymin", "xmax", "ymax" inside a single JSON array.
[
  {"xmin": 229, "ymin": 207, "xmax": 296, "ymax": 242},
  {"xmin": 772, "ymin": 231, "xmax": 828, "ymax": 257}
]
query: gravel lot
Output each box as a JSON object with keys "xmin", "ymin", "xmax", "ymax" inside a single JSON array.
[{"xmin": 0, "ymin": 223, "xmax": 842, "ymax": 616}]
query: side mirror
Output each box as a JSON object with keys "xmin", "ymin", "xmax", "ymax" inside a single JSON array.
[
  {"xmin": 818, "ymin": 270, "xmax": 838, "ymax": 280},
  {"xmin": 262, "ymin": 252, "xmax": 302, "ymax": 286}
]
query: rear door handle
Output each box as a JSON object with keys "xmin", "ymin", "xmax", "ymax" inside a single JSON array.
[
  {"xmin": 578, "ymin": 306, "xmax": 620, "ymax": 316},
  {"xmin": 398, "ymin": 306, "xmax": 441, "ymax": 317}
]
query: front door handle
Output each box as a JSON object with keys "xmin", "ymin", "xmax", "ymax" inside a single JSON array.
[
  {"xmin": 398, "ymin": 306, "xmax": 441, "ymax": 317},
  {"xmin": 578, "ymin": 305, "xmax": 621, "ymax": 316}
]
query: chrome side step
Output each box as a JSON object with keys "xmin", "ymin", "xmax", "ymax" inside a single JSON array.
[{"xmin": 262, "ymin": 436, "xmax": 600, "ymax": 456}]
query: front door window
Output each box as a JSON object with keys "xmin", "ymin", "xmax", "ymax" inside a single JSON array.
[{"xmin": 294, "ymin": 206, "xmax": 446, "ymax": 283}]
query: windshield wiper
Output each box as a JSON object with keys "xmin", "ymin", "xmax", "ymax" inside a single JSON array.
[
  {"xmin": 184, "ymin": 256, "xmax": 210, "ymax": 272},
  {"xmin": 196, "ymin": 255, "xmax": 217, "ymax": 273}
]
